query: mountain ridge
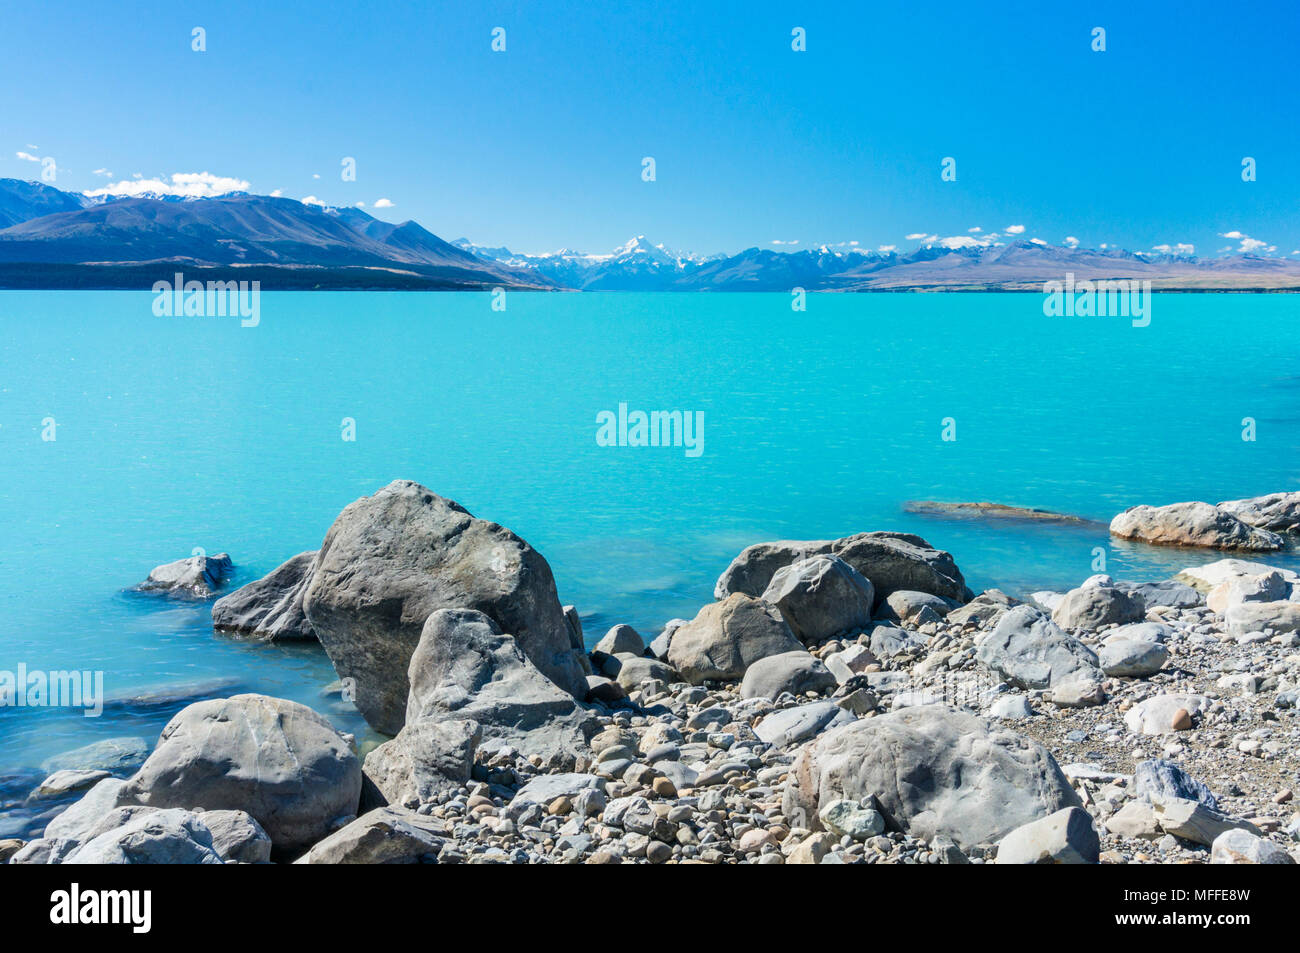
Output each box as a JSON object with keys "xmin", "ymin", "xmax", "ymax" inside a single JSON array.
[{"xmin": 3, "ymin": 179, "xmax": 1299, "ymax": 291}]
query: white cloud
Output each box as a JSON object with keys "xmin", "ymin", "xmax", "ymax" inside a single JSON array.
[
  {"xmin": 1152, "ymin": 243, "xmax": 1194, "ymax": 256},
  {"xmin": 1005, "ymin": 224, "xmax": 1025, "ymax": 234},
  {"xmin": 92, "ymin": 168, "xmax": 112, "ymax": 177},
  {"xmin": 373, "ymin": 198, "xmax": 394, "ymax": 209},
  {"xmin": 312, "ymin": 173, "xmax": 321, "ymax": 179},
  {"xmin": 270, "ymin": 189, "xmax": 283, "ymax": 197},
  {"xmin": 84, "ymin": 171, "xmax": 250, "ymax": 199},
  {"xmin": 877, "ymin": 244, "xmax": 897, "ymax": 253},
  {"xmin": 1029, "ymin": 237, "xmax": 1047, "ymax": 245},
  {"xmin": 300, "ymin": 195, "xmax": 324, "ymax": 206},
  {"xmin": 355, "ymin": 201, "xmax": 366, "ymax": 207},
  {"xmin": 1219, "ymin": 230, "xmax": 1270, "ymax": 254},
  {"xmin": 905, "ymin": 232, "xmax": 928, "ymax": 241},
  {"xmin": 967, "ymin": 226, "xmax": 982, "ymax": 233},
  {"xmin": 15, "ymin": 151, "xmax": 40, "ymax": 162},
  {"xmin": 1064, "ymin": 236, "xmax": 1079, "ymax": 248}
]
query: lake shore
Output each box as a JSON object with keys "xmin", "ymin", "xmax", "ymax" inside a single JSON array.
[{"xmin": 4, "ymin": 483, "xmax": 1299, "ymax": 865}]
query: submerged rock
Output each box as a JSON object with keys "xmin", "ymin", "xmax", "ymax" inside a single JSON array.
[
  {"xmin": 39, "ymin": 737, "xmax": 150, "ymax": 776},
  {"xmin": 302, "ymin": 480, "xmax": 586, "ymax": 735},
  {"xmin": 136, "ymin": 553, "xmax": 233, "ymax": 598},
  {"xmin": 210, "ymin": 551, "xmax": 317, "ymax": 641},
  {"xmin": 1110, "ymin": 501, "xmax": 1284, "ymax": 551},
  {"xmin": 903, "ymin": 500, "xmax": 1100, "ymax": 525}
]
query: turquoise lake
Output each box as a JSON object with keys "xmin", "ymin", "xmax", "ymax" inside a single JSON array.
[{"xmin": 1, "ymin": 290, "xmax": 1298, "ymax": 833}]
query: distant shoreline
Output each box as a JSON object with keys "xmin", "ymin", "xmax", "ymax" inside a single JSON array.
[{"xmin": 2, "ymin": 264, "xmax": 1298, "ymax": 293}]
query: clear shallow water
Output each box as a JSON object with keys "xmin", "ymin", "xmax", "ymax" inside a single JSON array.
[{"xmin": 1, "ymin": 290, "xmax": 1298, "ymax": 813}]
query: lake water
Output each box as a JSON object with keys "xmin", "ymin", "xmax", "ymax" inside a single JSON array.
[{"xmin": 2, "ymin": 290, "xmax": 1298, "ymax": 834}]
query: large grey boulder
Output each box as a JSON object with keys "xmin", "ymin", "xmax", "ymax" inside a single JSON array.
[
  {"xmin": 783, "ymin": 705, "xmax": 1080, "ymax": 850},
  {"xmin": 1116, "ymin": 579, "xmax": 1203, "ymax": 610},
  {"xmin": 715, "ymin": 532, "xmax": 971, "ymax": 606},
  {"xmin": 1051, "ymin": 585, "xmax": 1145, "ymax": 630},
  {"xmin": 1208, "ymin": 569, "xmax": 1294, "ymax": 614},
  {"xmin": 1224, "ymin": 600, "xmax": 1300, "ymax": 637},
  {"xmin": 211, "ymin": 551, "xmax": 317, "ymax": 641},
  {"xmin": 1151, "ymin": 796, "xmax": 1260, "ymax": 846},
  {"xmin": 405, "ymin": 608, "xmax": 596, "ymax": 761},
  {"xmin": 1124, "ymin": 693, "xmax": 1210, "ymax": 735},
  {"xmin": 295, "ymin": 807, "xmax": 446, "ymax": 864},
  {"xmin": 1175, "ymin": 558, "xmax": 1298, "ymax": 592},
  {"xmin": 611, "ymin": 655, "xmax": 678, "ymax": 694},
  {"xmin": 667, "ymin": 593, "xmax": 803, "ymax": 684},
  {"xmin": 42, "ymin": 778, "xmax": 138, "ymax": 843},
  {"xmin": 361, "ymin": 717, "xmax": 480, "ymax": 811},
  {"xmin": 197, "ymin": 809, "xmax": 272, "ymax": 863},
  {"xmin": 65, "ymin": 809, "xmax": 223, "ymax": 864},
  {"xmin": 878, "ymin": 590, "xmax": 955, "ymax": 625},
  {"xmin": 740, "ymin": 651, "xmax": 837, "ymax": 700},
  {"xmin": 1133, "ymin": 759, "xmax": 1217, "ymax": 810},
  {"xmin": 1098, "ymin": 638, "xmax": 1169, "ymax": 677},
  {"xmin": 755, "ymin": 700, "xmax": 853, "ymax": 747},
  {"xmin": 976, "ymin": 605, "xmax": 1103, "ymax": 695},
  {"xmin": 760, "ymin": 555, "xmax": 874, "ymax": 643},
  {"xmin": 506, "ymin": 773, "xmax": 604, "ymax": 820},
  {"xmin": 302, "ymin": 480, "xmax": 586, "ymax": 735},
  {"xmin": 832, "ymin": 532, "xmax": 973, "ymax": 605},
  {"xmin": 593, "ymin": 624, "xmax": 644, "ymax": 657},
  {"xmin": 995, "ymin": 807, "xmax": 1099, "ymax": 864},
  {"xmin": 137, "ymin": 553, "xmax": 233, "ymax": 598},
  {"xmin": 1210, "ymin": 828, "xmax": 1296, "ymax": 864},
  {"xmin": 1217, "ymin": 491, "xmax": 1300, "ymax": 534},
  {"xmin": 122, "ymin": 694, "xmax": 361, "ymax": 855},
  {"xmin": 1110, "ymin": 502, "xmax": 1284, "ymax": 551},
  {"xmin": 946, "ymin": 589, "xmax": 1022, "ymax": 628},
  {"xmin": 714, "ymin": 540, "xmax": 835, "ymax": 600}
]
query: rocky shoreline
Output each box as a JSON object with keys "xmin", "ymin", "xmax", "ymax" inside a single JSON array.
[{"xmin": 4, "ymin": 483, "xmax": 1300, "ymax": 865}]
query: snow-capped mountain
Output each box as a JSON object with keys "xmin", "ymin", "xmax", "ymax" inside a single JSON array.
[{"xmin": 3, "ymin": 178, "xmax": 1298, "ymax": 291}]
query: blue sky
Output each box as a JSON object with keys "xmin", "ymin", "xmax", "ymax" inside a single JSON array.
[{"xmin": 2, "ymin": 0, "xmax": 1297, "ymax": 257}]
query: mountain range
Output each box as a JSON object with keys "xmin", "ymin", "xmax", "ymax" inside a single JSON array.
[{"xmin": 3, "ymin": 178, "xmax": 1299, "ymax": 292}]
